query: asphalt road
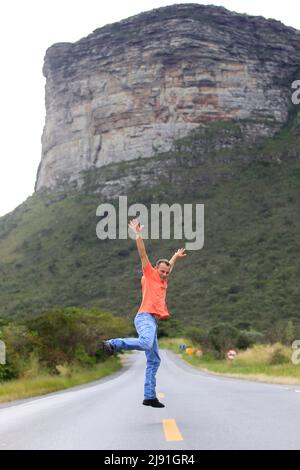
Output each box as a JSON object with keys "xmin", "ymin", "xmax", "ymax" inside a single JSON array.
[{"xmin": 0, "ymin": 350, "xmax": 300, "ymax": 450}]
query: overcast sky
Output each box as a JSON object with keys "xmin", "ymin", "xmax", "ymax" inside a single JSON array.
[{"xmin": 0, "ymin": 0, "xmax": 299, "ymax": 217}]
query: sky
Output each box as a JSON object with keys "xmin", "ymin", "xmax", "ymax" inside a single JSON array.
[{"xmin": 0, "ymin": 0, "xmax": 300, "ymax": 217}]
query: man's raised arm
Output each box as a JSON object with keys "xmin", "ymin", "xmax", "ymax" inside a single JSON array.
[
  {"xmin": 169, "ymin": 248, "xmax": 187, "ymax": 273},
  {"xmin": 128, "ymin": 219, "xmax": 149, "ymax": 268}
]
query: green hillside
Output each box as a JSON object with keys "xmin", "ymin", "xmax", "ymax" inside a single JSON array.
[{"xmin": 0, "ymin": 117, "xmax": 299, "ymax": 336}]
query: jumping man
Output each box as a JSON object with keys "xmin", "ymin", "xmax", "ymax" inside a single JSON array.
[{"xmin": 102, "ymin": 218, "xmax": 187, "ymax": 408}]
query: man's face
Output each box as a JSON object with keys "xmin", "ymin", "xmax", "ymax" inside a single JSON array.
[{"xmin": 156, "ymin": 262, "xmax": 171, "ymax": 281}]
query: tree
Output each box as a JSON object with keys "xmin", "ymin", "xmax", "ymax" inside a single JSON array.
[
  {"xmin": 26, "ymin": 307, "xmax": 131, "ymax": 370},
  {"xmin": 207, "ymin": 323, "xmax": 240, "ymax": 358}
]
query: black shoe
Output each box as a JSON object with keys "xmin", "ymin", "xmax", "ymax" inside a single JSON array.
[
  {"xmin": 143, "ymin": 398, "xmax": 165, "ymax": 408},
  {"xmin": 101, "ymin": 340, "xmax": 115, "ymax": 356}
]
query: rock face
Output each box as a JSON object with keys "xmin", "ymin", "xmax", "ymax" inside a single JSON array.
[{"xmin": 35, "ymin": 3, "xmax": 300, "ymax": 192}]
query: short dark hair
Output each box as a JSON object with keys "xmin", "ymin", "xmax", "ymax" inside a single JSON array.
[{"xmin": 155, "ymin": 259, "xmax": 171, "ymax": 268}]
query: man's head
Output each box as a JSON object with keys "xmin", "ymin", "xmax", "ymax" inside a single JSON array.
[{"xmin": 155, "ymin": 259, "xmax": 171, "ymax": 281}]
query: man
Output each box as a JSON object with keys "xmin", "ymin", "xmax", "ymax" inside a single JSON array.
[{"xmin": 102, "ymin": 218, "xmax": 186, "ymax": 408}]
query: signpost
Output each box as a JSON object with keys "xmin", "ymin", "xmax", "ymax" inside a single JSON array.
[{"xmin": 227, "ymin": 349, "xmax": 237, "ymax": 360}]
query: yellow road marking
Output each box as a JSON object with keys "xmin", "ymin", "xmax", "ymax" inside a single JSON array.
[
  {"xmin": 157, "ymin": 392, "xmax": 165, "ymax": 399},
  {"xmin": 163, "ymin": 419, "xmax": 183, "ymax": 441}
]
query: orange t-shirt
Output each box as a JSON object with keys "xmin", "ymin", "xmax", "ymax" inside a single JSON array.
[{"xmin": 137, "ymin": 260, "xmax": 170, "ymax": 319}]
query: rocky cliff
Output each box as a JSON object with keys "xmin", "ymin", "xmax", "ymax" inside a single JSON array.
[{"xmin": 35, "ymin": 3, "xmax": 300, "ymax": 192}]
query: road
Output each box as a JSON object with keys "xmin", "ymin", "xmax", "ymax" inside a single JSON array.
[{"xmin": 0, "ymin": 350, "xmax": 300, "ymax": 450}]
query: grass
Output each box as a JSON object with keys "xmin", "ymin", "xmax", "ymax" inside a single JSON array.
[
  {"xmin": 0, "ymin": 356, "xmax": 122, "ymax": 404},
  {"xmin": 159, "ymin": 338, "xmax": 300, "ymax": 385}
]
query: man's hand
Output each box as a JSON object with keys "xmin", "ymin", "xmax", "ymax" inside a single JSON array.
[
  {"xmin": 128, "ymin": 218, "xmax": 144, "ymax": 235},
  {"xmin": 174, "ymin": 248, "xmax": 187, "ymax": 259},
  {"xmin": 169, "ymin": 248, "xmax": 187, "ymax": 273}
]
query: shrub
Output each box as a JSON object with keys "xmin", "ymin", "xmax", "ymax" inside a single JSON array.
[
  {"xmin": 74, "ymin": 344, "xmax": 96, "ymax": 367},
  {"xmin": 268, "ymin": 344, "xmax": 290, "ymax": 365},
  {"xmin": 0, "ymin": 324, "xmax": 36, "ymax": 380},
  {"xmin": 184, "ymin": 326, "xmax": 207, "ymax": 346},
  {"xmin": 55, "ymin": 364, "xmax": 72, "ymax": 377},
  {"xmin": 207, "ymin": 323, "xmax": 240, "ymax": 358},
  {"xmin": 25, "ymin": 307, "xmax": 131, "ymax": 371},
  {"xmin": 236, "ymin": 332, "xmax": 252, "ymax": 350},
  {"xmin": 157, "ymin": 317, "xmax": 183, "ymax": 338},
  {"xmin": 0, "ymin": 362, "xmax": 19, "ymax": 381},
  {"xmin": 242, "ymin": 330, "xmax": 265, "ymax": 345},
  {"xmin": 21, "ymin": 353, "xmax": 42, "ymax": 379},
  {"xmin": 0, "ymin": 307, "xmax": 132, "ymax": 381}
]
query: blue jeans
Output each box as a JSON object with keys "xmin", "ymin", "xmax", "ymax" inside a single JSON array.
[{"xmin": 109, "ymin": 312, "xmax": 161, "ymax": 400}]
